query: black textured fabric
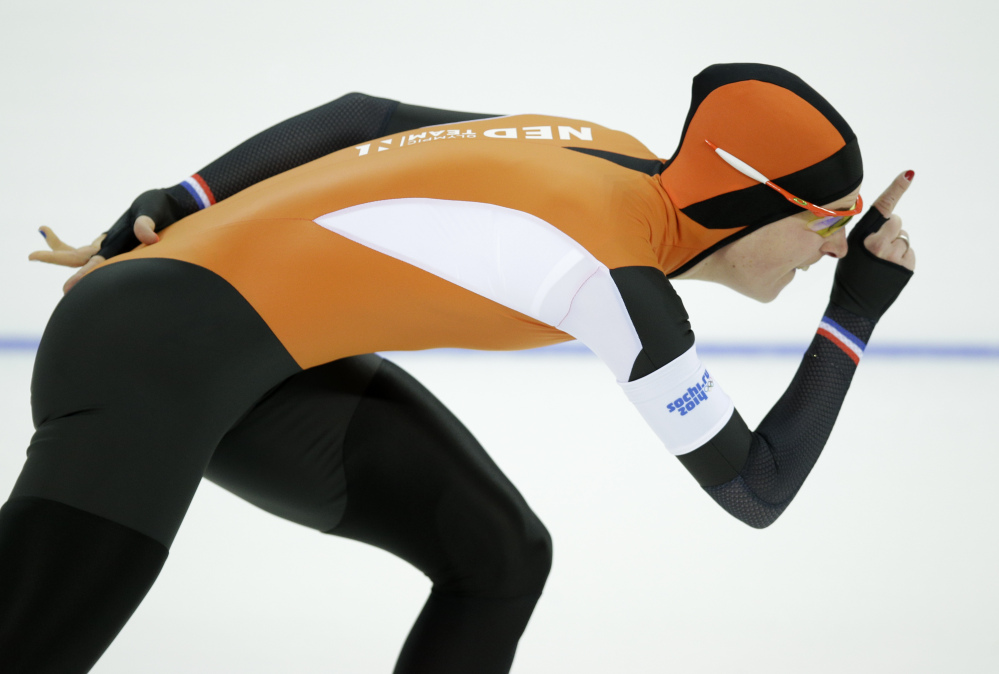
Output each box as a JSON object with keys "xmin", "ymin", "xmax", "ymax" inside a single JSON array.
[
  {"xmin": 666, "ymin": 63, "xmax": 857, "ymax": 167},
  {"xmin": 334, "ymin": 359, "xmax": 552, "ymax": 599},
  {"xmin": 394, "ymin": 592, "xmax": 541, "ymax": 674},
  {"xmin": 7, "ymin": 282, "xmax": 548, "ymax": 672},
  {"xmin": 703, "ymin": 303, "xmax": 876, "ymax": 528},
  {"xmin": 668, "ymin": 141, "xmax": 864, "ymax": 278},
  {"xmin": 207, "ymin": 355, "xmax": 551, "ymax": 673},
  {"xmin": 97, "ymin": 93, "xmax": 398, "ymax": 260},
  {"xmin": 337, "ymin": 360, "xmax": 551, "ymax": 673},
  {"xmin": 662, "ymin": 63, "xmax": 864, "ymax": 279},
  {"xmin": 680, "ymin": 140, "xmax": 863, "ymax": 233},
  {"xmin": 0, "ymin": 497, "xmax": 168, "ymax": 674},
  {"xmin": 96, "ymin": 95, "xmax": 498, "ymax": 262},
  {"xmin": 831, "ymin": 205, "xmax": 914, "ymax": 319},
  {"xmin": 342, "ymin": 362, "xmax": 552, "ymax": 674},
  {"xmin": 676, "ymin": 410, "xmax": 753, "ymax": 486},
  {"xmin": 609, "ymin": 267, "xmax": 695, "ymax": 381},
  {"xmin": 197, "ymin": 92, "xmax": 399, "ymax": 203},
  {"xmin": 97, "ymin": 187, "xmax": 198, "ymax": 260},
  {"xmin": 204, "ymin": 356, "xmax": 381, "ymax": 532},
  {"xmin": 14, "ymin": 258, "xmax": 300, "ymax": 547},
  {"xmin": 383, "ymin": 102, "xmax": 499, "ymax": 135}
]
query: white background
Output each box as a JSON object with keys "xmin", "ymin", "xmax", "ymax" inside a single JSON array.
[{"xmin": 1, "ymin": 0, "xmax": 997, "ymax": 672}]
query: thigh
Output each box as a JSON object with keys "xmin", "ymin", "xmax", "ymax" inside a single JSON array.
[
  {"xmin": 207, "ymin": 355, "xmax": 549, "ymax": 593},
  {"xmin": 336, "ymin": 359, "xmax": 550, "ymax": 595},
  {"xmin": 205, "ymin": 354, "xmax": 382, "ymax": 531},
  {"xmin": 11, "ymin": 258, "xmax": 301, "ymax": 548}
]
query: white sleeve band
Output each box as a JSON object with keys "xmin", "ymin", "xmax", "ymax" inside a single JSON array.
[{"xmin": 618, "ymin": 345, "xmax": 735, "ymax": 456}]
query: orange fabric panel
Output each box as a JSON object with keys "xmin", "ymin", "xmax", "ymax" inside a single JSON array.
[
  {"xmin": 662, "ymin": 81, "xmax": 845, "ymax": 209},
  {"xmin": 99, "ymin": 114, "xmax": 689, "ymax": 367},
  {"xmin": 113, "ymin": 217, "xmax": 569, "ymax": 369},
  {"xmin": 225, "ymin": 114, "xmax": 672, "ymax": 271},
  {"xmin": 656, "ymin": 213, "xmax": 737, "ymax": 273},
  {"xmin": 654, "ymin": 79, "xmax": 850, "ymax": 272}
]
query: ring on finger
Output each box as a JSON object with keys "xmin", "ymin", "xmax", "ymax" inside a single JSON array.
[{"xmin": 895, "ymin": 232, "xmax": 910, "ymax": 252}]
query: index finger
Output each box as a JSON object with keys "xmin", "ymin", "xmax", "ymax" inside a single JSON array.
[{"xmin": 873, "ymin": 170, "xmax": 915, "ymax": 218}]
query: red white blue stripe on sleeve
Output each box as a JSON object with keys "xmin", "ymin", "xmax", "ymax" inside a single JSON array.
[
  {"xmin": 180, "ymin": 174, "xmax": 217, "ymax": 210},
  {"xmin": 817, "ymin": 316, "xmax": 866, "ymax": 365}
]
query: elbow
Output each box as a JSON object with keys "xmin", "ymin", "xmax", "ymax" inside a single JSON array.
[
  {"xmin": 734, "ymin": 509, "xmax": 781, "ymax": 530},
  {"xmin": 703, "ymin": 475, "xmax": 789, "ymax": 529},
  {"xmin": 337, "ymin": 92, "xmax": 377, "ymax": 104}
]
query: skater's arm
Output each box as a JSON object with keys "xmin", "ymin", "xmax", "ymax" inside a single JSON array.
[
  {"xmin": 614, "ymin": 173, "xmax": 915, "ymax": 528},
  {"xmin": 31, "ymin": 94, "xmax": 499, "ymax": 291},
  {"xmin": 94, "ymin": 94, "xmax": 498, "ymax": 260}
]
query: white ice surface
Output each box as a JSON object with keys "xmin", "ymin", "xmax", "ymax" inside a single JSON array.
[{"xmin": 2, "ymin": 350, "xmax": 997, "ymax": 674}]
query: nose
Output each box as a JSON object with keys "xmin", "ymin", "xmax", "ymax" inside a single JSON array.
[{"xmin": 820, "ymin": 228, "xmax": 849, "ymax": 259}]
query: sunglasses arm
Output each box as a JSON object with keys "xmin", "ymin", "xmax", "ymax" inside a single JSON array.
[{"xmin": 704, "ymin": 139, "xmax": 770, "ymax": 184}]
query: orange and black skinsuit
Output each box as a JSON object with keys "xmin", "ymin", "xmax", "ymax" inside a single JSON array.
[{"xmin": 0, "ymin": 65, "xmax": 912, "ymax": 673}]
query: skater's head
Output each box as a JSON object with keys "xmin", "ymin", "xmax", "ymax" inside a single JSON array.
[{"xmin": 661, "ymin": 63, "xmax": 863, "ymax": 301}]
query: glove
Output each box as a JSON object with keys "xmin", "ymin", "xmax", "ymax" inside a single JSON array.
[
  {"xmin": 830, "ymin": 173, "xmax": 914, "ymax": 320},
  {"xmin": 96, "ymin": 187, "xmax": 192, "ymax": 260}
]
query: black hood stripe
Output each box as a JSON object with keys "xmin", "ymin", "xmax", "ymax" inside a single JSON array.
[
  {"xmin": 681, "ymin": 138, "xmax": 863, "ymax": 231},
  {"xmin": 666, "ymin": 63, "xmax": 857, "ymax": 166},
  {"xmin": 565, "ymin": 147, "xmax": 667, "ymax": 176}
]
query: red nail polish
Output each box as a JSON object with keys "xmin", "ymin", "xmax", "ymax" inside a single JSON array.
[{"xmin": 904, "ymin": 170, "xmax": 914, "ymax": 181}]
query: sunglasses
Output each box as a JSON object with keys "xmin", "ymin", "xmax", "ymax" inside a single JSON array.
[
  {"xmin": 705, "ymin": 139, "xmax": 863, "ymax": 238},
  {"xmin": 803, "ymin": 210, "xmax": 856, "ymax": 237}
]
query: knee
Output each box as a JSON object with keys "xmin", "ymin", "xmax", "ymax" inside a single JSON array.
[
  {"xmin": 502, "ymin": 515, "xmax": 553, "ymax": 597},
  {"xmin": 436, "ymin": 500, "xmax": 553, "ymax": 600}
]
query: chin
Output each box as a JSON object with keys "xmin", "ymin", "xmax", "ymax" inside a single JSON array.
[
  {"xmin": 733, "ymin": 285, "xmax": 782, "ymax": 303},
  {"xmin": 723, "ymin": 269, "xmax": 794, "ymax": 303},
  {"xmin": 749, "ymin": 270, "xmax": 793, "ymax": 303}
]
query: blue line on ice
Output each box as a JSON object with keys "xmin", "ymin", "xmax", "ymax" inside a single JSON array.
[{"xmin": 4, "ymin": 338, "xmax": 998, "ymax": 359}]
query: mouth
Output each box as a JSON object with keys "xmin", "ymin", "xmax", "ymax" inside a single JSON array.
[{"xmin": 796, "ymin": 255, "xmax": 823, "ymax": 273}]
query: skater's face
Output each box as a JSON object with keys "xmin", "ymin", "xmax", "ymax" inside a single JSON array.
[{"xmin": 676, "ymin": 187, "xmax": 860, "ymax": 303}]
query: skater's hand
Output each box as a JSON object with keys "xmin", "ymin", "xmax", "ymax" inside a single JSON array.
[
  {"xmin": 97, "ymin": 188, "xmax": 182, "ymax": 260},
  {"xmin": 830, "ymin": 170, "xmax": 916, "ymax": 319},
  {"xmin": 29, "ymin": 185, "xmax": 180, "ymax": 294},
  {"xmin": 858, "ymin": 171, "xmax": 916, "ymax": 271},
  {"xmin": 28, "ymin": 217, "xmax": 159, "ymax": 294}
]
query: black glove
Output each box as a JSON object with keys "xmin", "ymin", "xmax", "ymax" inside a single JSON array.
[
  {"xmin": 830, "ymin": 206, "xmax": 913, "ymax": 320},
  {"xmin": 96, "ymin": 187, "xmax": 194, "ymax": 260}
]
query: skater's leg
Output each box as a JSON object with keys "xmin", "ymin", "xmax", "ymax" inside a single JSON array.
[
  {"xmin": 0, "ymin": 259, "xmax": 299, "ymax": 673},
  {"xmin": 206, "ymin": 355, "xmax": 551, "ymax": 674}
]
